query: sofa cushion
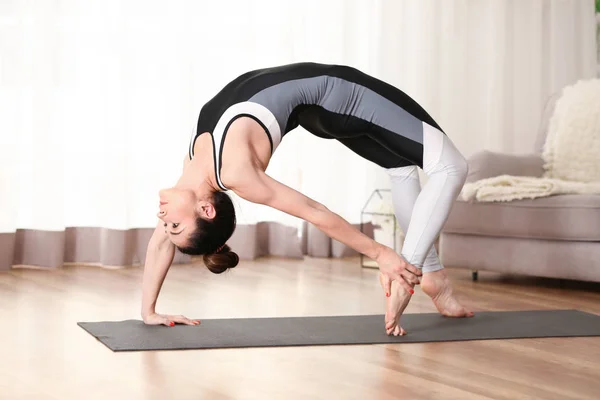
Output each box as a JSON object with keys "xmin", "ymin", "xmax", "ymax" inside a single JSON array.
[
  {"xmin": 444, "ymin": 194, "xmax": 600, "ymax": 241},
  {"xmin": 466, "ymin": 151, "xmax": 544, "ymax": 183}
]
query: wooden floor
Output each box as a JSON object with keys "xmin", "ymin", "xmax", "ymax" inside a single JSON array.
[{"xmin": 1, "ymin": 257, "xmax": 599, "ymax": 400}]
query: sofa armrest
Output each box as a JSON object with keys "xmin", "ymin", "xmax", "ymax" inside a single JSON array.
[{"xmin": 466, "ymin": 151, "xmax": 544, "ymax": 183}]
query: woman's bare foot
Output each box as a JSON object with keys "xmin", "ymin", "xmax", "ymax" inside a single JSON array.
[
  {"xmin": 421, "ymin": 269, "xmax": 474, "ymax": 317},
  {"xmin": 379, "ymin": 273, "xmax": 413, "ymax": 336}
]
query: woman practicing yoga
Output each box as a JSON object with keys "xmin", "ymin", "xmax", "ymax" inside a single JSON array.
[{"xmin": 142, "ymin": 62, "xmax": 473, "ymax": 336}]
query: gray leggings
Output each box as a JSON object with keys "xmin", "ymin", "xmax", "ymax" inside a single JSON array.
[{"xmin": 387, "ymin": 122, "xmax": 468, "ymax": 273}]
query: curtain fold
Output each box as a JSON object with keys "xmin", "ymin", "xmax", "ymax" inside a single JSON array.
[{"xmin": 0, "ymin": 0, "xmax": 596, "ymax": 269}]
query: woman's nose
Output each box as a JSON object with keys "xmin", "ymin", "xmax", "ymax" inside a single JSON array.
[{"xmin": 157, "ymin": 210, "xmax": 166, "ymax": 219}]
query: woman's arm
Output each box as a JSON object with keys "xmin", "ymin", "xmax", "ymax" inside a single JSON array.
[
  {"xmin": 229, "ymin": 169, "xmax": 421, "ymax": 294},
  {"xmin": 141, "ymin": 223, "xmax": 176, "ymax": 319},
  {"xmin": 141, "ymin": 222, "xmax": 200, "ymax": 326},
  {"xmin": 140, "ymin": 155, "xmax": 199, "ymax": 326}
]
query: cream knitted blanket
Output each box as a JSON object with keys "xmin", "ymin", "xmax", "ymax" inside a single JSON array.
[
  {"xmin": 461, "ymin": 175, "xmax": 600, "ymax": 202},
  {"xmin": 462, "ymin": 79, "xmax": 600, "ymax": 202}
]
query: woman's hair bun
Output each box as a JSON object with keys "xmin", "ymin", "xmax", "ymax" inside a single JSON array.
[{"xmin": 203, "ymin": 244, "xmax": 239, "ymax": 274}]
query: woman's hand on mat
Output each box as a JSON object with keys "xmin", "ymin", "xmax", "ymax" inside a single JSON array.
[
  {"xmin": 143, "ymin": 313, "xmax": 200, "ymax": 327},
  {"xmin": 376, "ymin": 246, "xmax": 421, "ymax": 296}
]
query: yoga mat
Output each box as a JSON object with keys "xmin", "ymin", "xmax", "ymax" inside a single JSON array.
[{"xmin": 78, "ymin": 310, "xmax": 600, "ymax": 352}]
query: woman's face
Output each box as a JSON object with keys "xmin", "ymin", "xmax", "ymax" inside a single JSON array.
[{"xmin": 157, "ymin": 188, "xmax": 198, "ymax": 247}]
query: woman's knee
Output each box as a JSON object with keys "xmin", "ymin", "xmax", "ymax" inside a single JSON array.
[
  {"xmin": 438, "ymin": 145, "xmax": 468, "ymax": 188},
  {"xmin": 452, "ymin": 152, "xmax": 469, "ymax": 183},
  {"xmin": 422, "ymin": 126, "xmax": 468, "ymax": 181}
]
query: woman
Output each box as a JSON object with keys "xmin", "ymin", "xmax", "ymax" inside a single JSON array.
[{"xmin": 142, "ymin": 62, "xmax": 473, "ymax": 336}]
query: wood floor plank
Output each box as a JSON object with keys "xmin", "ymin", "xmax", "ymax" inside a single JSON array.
[{"xmin": 1, "ymin": 257, "xmax": 599, "ymax": 399}]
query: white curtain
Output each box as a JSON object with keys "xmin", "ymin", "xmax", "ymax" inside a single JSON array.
[{"xmin": 0, "ymin": 0, "xmax": 596, "ymax": 265}]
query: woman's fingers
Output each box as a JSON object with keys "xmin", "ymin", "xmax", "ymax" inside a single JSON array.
[
  {"xmin": 397, "ymin": 277, "xmax": 414, "ymax": 295},
  {"xmin": 168, "ymin": 315, "xmax": 201, "ymax": 326},
  {"xmin": 379, "ymin": 273, "xmax": 393, "ymax": 297},
  {"xmin": 144, "ymin": 313, "xmax": 199, "ymax": 327},
  {"xmin": 402, "ymin": 270, "xmax": 420, "ymax": 285},
  {"xmin": 382, "ymin": 271, "xmax": 414, "ymax": 296},
  {"xmin": 404, "ymin": 262, "xmax": 422, "ymax": 277},
  {"xmin": 174, "ymin": 315, "xmax": 195, "ymax": 326}
]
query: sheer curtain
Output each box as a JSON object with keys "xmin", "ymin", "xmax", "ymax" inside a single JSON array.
[{"xmin": 0, "ymin": 0, "xmax": 596, "ymax": 269}]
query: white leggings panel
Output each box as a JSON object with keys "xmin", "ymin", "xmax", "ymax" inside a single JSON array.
[{"xmin": 386, "ymin": 121, "xmax": 468, "ymax": 271}]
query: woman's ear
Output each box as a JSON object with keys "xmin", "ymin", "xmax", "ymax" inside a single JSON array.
[{"xmin": 197, "ymin": 200, "xmax": 216, "ymax": 220}]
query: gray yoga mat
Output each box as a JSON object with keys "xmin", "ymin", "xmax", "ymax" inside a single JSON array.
[{"xmin": 78, "ymin": 310, "xmax": 600, "ymax": 352}]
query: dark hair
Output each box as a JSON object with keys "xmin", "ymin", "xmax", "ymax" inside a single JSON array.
[{"xmin": 177, "ymin": 191, "xmax": 239, "ymax": 274}]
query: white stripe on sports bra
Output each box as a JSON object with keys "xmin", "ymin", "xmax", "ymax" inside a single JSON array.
[{"xmin": 210, "ymin": 101, "xmax": 282, "ymax": 190}]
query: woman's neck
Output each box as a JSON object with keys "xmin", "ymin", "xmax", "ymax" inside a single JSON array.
[{"xmin": 176, "ymin": 134, "xmax": 220, "ymax": 196}]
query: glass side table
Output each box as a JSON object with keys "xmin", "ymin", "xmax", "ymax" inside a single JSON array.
[{"xmin": 359, "ymin": 189, "xmax": 403, "ymax": 268}]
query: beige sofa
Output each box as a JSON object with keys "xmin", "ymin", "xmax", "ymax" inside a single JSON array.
[{"xmin": 440, "ymin": 94, "xmax": 600, "ymax": 283}]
